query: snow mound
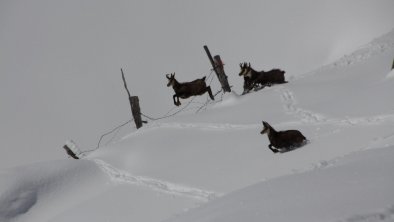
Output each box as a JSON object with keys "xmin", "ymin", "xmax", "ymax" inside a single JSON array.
[
  {"xmin": 0, "ymin": 160, "xmax": 107, "ymax": 222},
  {"xmin": 212, "ymin": 92, "xmax": 242, "ymax": 108},
  {"xmin": 165, "ymin": 146, "xmax": 394, "ymax": 222}
]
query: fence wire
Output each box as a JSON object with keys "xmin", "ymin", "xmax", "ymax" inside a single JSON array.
[{"xmin": 86, "ymin": 68, "xmax": 227, "ymax": 153}]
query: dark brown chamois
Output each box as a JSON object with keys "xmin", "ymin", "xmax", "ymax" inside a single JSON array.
[
  {"xmin": 260, "ymin": 121, "xmax": 307, "ymax": 153},
  {"xmin": 239, "ymin": 63, "xmax": 254, "ymax": 93},
  {"xmin": 166, "ymin": 73, "xmax": 215, "ymax": 106},
  {"xmin": 239, "ymin": 62, "xmax": 287, "ymax": 93}
]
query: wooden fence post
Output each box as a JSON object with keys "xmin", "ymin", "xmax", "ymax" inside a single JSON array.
[
  {"xmin": 63, "ymin": 144, "xmax": 79, "ymax": 159},
  {"xmin": 62, "ymin": 140, "xmax": 81, "ymax": 159},
  {"xmin": 121, "ymin": 68, "xmax": 143, "ymax": 129},
  {"xmin": 392, "ymin": 58, "xmax": 394, "ymax": 70},
  {"xmin": 130, "ymin": 96, "xmax": 143, "ymax": 128},
  {"xmin": 204, "ymin": 45, "xmax": 231, "ymax": 93}
]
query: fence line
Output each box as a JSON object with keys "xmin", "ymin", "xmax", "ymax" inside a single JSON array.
[{"xmin": 84, "ymin": 68, "xmax": 223, "ymax": 154}]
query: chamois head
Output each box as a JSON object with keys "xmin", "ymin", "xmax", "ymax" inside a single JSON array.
[
  {"xmin": 239, "ymin": 62, "xmax": 251, "ymax": 76},
  {"xmin": 166, "ymin": 73, "xmax": 176, "ymax": 87},
  {"xmin": 261, "ymin": 121, "xmax": 271, "ymax": 134}
]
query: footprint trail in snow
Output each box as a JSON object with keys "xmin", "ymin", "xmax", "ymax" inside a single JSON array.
[{"xmin": 93, "ymin": 159, "xmax": 219, "ymax": 202}]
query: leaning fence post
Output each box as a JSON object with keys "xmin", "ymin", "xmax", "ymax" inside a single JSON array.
[
  {"xmin": 392, "ymin": 58, "xmax": 394, "ymax": 70},
  {"xmin": 203, "ymin": 45, "xmax": 231, "ymax": 93},
  {"xmin": 62, "ymin": 140, "xmax": 82, "ymax": 159},
  {"xmin": 121, "ymin": 68, "xmax": 143, "ymax": 129}
]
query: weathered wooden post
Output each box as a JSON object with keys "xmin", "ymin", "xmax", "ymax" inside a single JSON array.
[
  {"xmin": 392, "ymin": 58, "xmax": 394, "ymax": 70},
  {"xmin": 63, "ymin": 144, "xmax": 79, "ymax": 159},
  {"xmin": 62, "ymin": 140, "xmax": 82, "ymax": 159},
  {"xmin": 204, "ymin": 45, "xmax": 231, "ymax": 93},
  {"xmin": 121, "ymin": 68, "xmax": 143, "ymax": 129}
]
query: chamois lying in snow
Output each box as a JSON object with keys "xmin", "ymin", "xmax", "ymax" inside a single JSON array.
[
  {"xmin": 261, "ymin": 121, "xmax": 307, "ymax": 153},
  {"xmin": 239, "ymin": 62, "xmax": 287, "ymax": 93},
  {"xmin": 166, "ymin": 73, "xmax": 215, "ymax": 106}
]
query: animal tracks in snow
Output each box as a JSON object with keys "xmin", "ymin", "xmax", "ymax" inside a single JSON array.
[
  {"xmin": 93, "ymin": 159, "xmax": 218, "ymax": 202},
  {"xmin": 279, "ymin": 87, "xmax": 326, "ymax": 123},
  {"xmin": 277, "ymin": 86, "xmax": 394, "ymax": 152},
  {"xmin": 338, "ymin": 115, "xmax": 394, "ymax": 127},
  {"xmin": 278, "ymin": 87, "xmax": 394, "ymax": 127}
]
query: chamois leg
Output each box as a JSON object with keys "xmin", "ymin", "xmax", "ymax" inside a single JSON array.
[
  {"xmin": 173, "ymin": 94, "xmax": 181, "ymax": 106},
  {"xmin": 252, "ymin": 82, "xmax": 263, "ymax": 91},
  {"xmin": 253, "ymin": 83, "xmax": 265, "ymax": 91},
  {"xmin": 206, "ymin": 86, "xmax": 215, "ymax": 100},
  {"xmin": 243, "ymin": 79, "xmax": 255, "ymax": 93},
  {"xmin": 243, "ymin": 83, "xmax": 251, "ymax": 94},
  {"xmin": 268, "ymin": 144, "xmax": 279, "ymax": 153}
]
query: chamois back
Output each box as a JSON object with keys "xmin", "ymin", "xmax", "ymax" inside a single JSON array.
[
  {"xmin": 261, "ymin": 121, "xmax": 307, "ymax": 153},
  {"xmin": 166, "ymin": 73, "xmax": 214, "ymax": 106},
  {"xmin": 239, "ymin": 62, "xmax": 287, "ymax": 93}
]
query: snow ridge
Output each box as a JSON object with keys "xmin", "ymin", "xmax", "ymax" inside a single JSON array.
[
  {"xmin": 338, "ymin": 205, "xmax": 394, "ymax": 222},
  {"xmin": 145, "ymin": 122, "xmax": 258, "ymax": 131},
  {"xmin": 93, "ymin": 159, "xmax": 218, "ymax": 201},
  {"xmin": 332, "ymin": 29, "xmax": 394, "ymax": 68}
]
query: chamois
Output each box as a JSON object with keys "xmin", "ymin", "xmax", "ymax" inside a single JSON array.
[
  {"xmin": 239, "ymin": 62, "xmax": 287, "ymax": 93},
  {"xmin": 166, "ymin": 73, "xmax": 215, "ymax": 106},
  {"xmin": 260, "ymin": 121, "xmax": 307, "ymax": 153}
]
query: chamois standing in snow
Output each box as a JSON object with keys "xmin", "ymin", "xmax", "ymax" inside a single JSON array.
[
  {"xmin": 166, "ymin": 73, "xmax": 215, "ymax": 106},
  {"xmin": 239, "ymin": 62, "xmax": 287, "ymax": 93},
  {"xmin": 260, "ymin": 121, "xmax": 307, "ymax": 153},
  {"xmin": 239, "ymin": 63, "xmax": 254, "ymax": 93}
]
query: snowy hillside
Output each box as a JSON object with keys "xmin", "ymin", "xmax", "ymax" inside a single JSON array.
[
  {"xmin": 1, "ymin": 1, "xmax": 394, "ymax": 222},
  {"xmin": 1, "ymin": 28, "xmax": 393, "ymax": 221},
  {"xmin": 166, "ymin": 146, "xmax": 394, "ymax": 222},
  {"xmin": 1, "ymin": 0, "xmax": 394, "ymax": 169}
]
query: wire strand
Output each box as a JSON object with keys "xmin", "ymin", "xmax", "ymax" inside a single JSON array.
[{"xmin": 83, "ymin": 68, "xmax": 220, "ymax": 155}]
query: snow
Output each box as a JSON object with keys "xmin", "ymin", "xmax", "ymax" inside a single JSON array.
[
  {"xmin": 1, "ymin": 0, "xmax": 394, "ymax": 169},
  {"xmin": 165, "ymin": 146, "xmax": 394, "ymax": 222},
  {"xmin": 0, "ymin": 160, "xmax": 108, "ymax": 222},
  {"xmin": 387, "ymin": 69, "xmax": 394, "ymax": 79},
  {"xmin": 1, "ymin": 0, "xmax": 394, "ymax": 222}
]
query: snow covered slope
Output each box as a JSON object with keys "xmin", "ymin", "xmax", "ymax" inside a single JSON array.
[
  {"xmin": 160, "ymin": 29, "xmax": 394, "ymax": 222},
  {"xmin": 165, "ymin": 146, "xmax": 394, "ymax": 222},
  {"xmin": 0, "ymin": 27, "xmax": 393, "ymax": 222},
  {"xmin": 1, "ymin": 1, "xmax": 394, "ymax": 221},
  {"xmin": 0, "ymin": 160, "xmax": 108, "ymax": 222},
  {"xmin": 1, "ymin": 0, "xmax": 394, "ymax": 169}
]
